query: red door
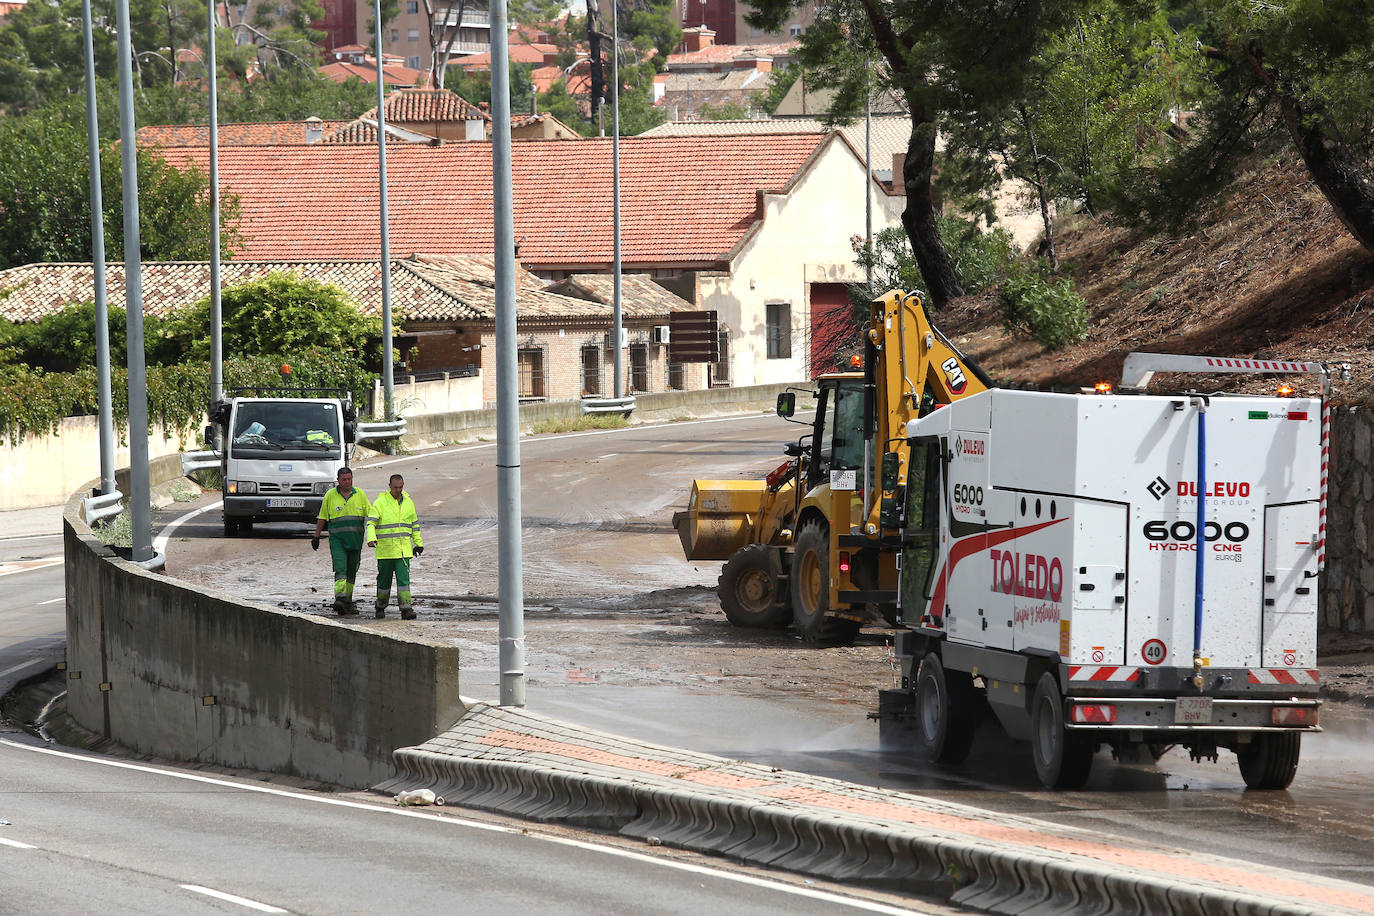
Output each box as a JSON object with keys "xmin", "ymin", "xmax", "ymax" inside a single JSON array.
[{"xmin": 809, "ymin": 282, "xmax": 853, "ymax": 377}]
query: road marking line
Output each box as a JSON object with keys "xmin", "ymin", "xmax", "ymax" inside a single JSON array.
[
  {"xmin": 0, "ymin": 836, "xmax": 36, "ymax": 849},
  {"xmin": 180, "ymin": 885, "xmax": 286, "ymax": 913},
  {"xmin": 0, "ymin": 737, "xmax": 924, "ymax": 915},
  {"xmin": 0, "ymin": 557, "xmax": 63, "ymax": 578},
  {"xmin": 37, "ymin": 597, "xmax": 64, "ymax": 606},
  {"xmin": 0, "ymin": 659, "xmax": 49, "ymax": 680},
  {"xmin": 153, "ymin": 502, "xmax": 223, "ymax": 556},
  {"xmin": 0, "ymin": 533, "xmax": 63, "ymax": 543}
]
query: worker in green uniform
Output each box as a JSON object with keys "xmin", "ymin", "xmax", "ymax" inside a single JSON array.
[
  {"xmin": 366, "ymin": 473, "xmax": 423, "ymax": 619},
  {"xmin": 312, "ymin": 467, "xmax": 370, "ymax": 615}
]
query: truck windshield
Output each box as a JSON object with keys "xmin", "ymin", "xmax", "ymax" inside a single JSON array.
[{"xmin": 231, "ymin": 402, "xmax": 341, "ymax": 458}]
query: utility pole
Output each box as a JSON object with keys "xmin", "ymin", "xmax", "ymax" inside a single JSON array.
[
  {"xmin": 80, "ymin": 0, "xmax": 114, "ymax": 496},
  {"xmin": 115, "ymin": 0, "xmax": 153, "ymax": 563},
  {"xmin": 611, "ymin": 0, "xmax": 622, "ymax": 399},
  {"xmin": 208, "ymin": 0, "xmax": 224, "ymax": 408},
  {"xmin": 375, "ymin": 0, "xmax": 395, "ymax": 420},
  {"xmin": 490, "ymin": 0, "xmax": 525, "ymax": 708}
]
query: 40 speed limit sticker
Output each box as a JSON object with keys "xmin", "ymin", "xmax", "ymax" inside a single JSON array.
[{"xmin": 1141, "ymin": 638, "xmax": 1167, "ymax": 665}]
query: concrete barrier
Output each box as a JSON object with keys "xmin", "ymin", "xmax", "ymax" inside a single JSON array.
[
  {"xmin": 398, "ymin": 382, "xmax": 807, "ymax": 449},
  {"xmin": 62, "ymin": 490, "xmax": 464, "ymax": 789}
]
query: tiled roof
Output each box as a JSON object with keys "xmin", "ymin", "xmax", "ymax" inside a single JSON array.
[
  {"xmin": 0, "ymin": 256, "xmax": 674, "ymax": 325},
  {"xmin": 156, "ymin": 133, "xmax": 834, "ymax": 266},
  {"xmin": 139, "ymin": 121, "xmax": 353, "ymax": 146},
  {"xmin": 364, "ymin": 87, "xmax": 489, "ymax": 123},
  {"xmin": 454, "ymin": 42, "xmax": 557, "ymax": 69},
  {"xmin": 642, "ymin": 115, "xmax": 910, "ymax": 168},
  {"xmin": 542, "ymin": 274, "xmax": 693, "ymax": 317},
  {"xmin": 667, "ymin": 40, "xmax": 797, "ymax": 69},
  {"xmin": 531, "ymin": 64, "xmax": 592, "ymax": 95},
  {"xmin": 660, "ymin": 68, "xmax": 773, "ymax": 92},
  {"xmin": 320, "ymin": 120, "xmax": 436, "ymax": 144},
  {"xmin": 319, "ymin": 60, "xmax": 421, "ymax": 86}
]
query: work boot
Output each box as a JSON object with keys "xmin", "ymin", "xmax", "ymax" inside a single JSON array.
[
  {"xmin": 344, "ymin": 600, "xmax": 360, "ymax": 616},
  {"xmin": 333, "ymin": 598, "xmax": 349, "ymax": 615},
  {"xmin": 400, "ymin": 606, "xmax": 416, "ymax": 620},
  {"xmin": 375, "ymin": 603, "xmax": 387, "ymax": 619}
]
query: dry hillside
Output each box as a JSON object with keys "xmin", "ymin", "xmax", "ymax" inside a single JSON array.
[{"xmin": 936, "ymin": 156, "xmax": 1374, "ymax": 404}]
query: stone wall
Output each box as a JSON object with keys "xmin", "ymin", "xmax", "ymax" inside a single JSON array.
[{"xmin": 1322, "ymin": 406, "xmax": 1372, "ymax": 634}]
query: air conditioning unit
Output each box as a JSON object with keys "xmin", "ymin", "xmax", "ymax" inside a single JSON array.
[
  {"xmin": 651, "ymin": 325, "xmax": 670, "ymax": 344},
  {"xmin": 603, "ymin": 327, "xmax": 628, "ymax": 349}
]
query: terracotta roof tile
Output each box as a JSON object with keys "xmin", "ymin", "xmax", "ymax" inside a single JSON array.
[
  {"xmin": 643, "ymin": 115, "xmax": 910, "ymax": 168},
  {"xmin": 543, "ymin": 274, "xmax": 693, "ymax": 317},
  {"xmin": 156, "ymin": 133, "xmax": 831, "ymax": 267},
  {"xmin": 0, "ymin": 256, "xmax": 673, "ymax": 325},
  {"xmin": 364, "ymin": 87, "xmax": 489, "ymax": 123},
  {"xmin": 667, "ymin": 40, "xmax": 797, "ymax": 68},
  {"xmin": 319, "ymin": 60, "xmax": 421, "ymax": 86},
  {"xmin": 455, "ymin": 42, "xmax": 558, "ymax": 70},
  {"xmin": 139, "ymin": 121, "xmax": 353, "ymax": 146}
]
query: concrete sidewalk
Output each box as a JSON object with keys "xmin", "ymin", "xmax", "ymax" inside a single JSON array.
[
  {"xmin": 378, "ymin": 702, "xmax": 1374, "ymax": 916},
  {"xmin": 0, "ymin": 504, "xmax": 65, "ymax": 540}
]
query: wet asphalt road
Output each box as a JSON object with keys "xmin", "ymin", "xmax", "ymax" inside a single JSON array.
[{"xmin": 157, "ymin": 414, "xmax": 1374, "ymax": 889}]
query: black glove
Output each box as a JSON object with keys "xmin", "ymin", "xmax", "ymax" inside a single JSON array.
[
  {"xmin": 413, "ymin": 545, "xmax": 424, "ymax": 557},
  {"xmin": 311, "ymin": 536, "xmax": 320, "ymax": 551}
]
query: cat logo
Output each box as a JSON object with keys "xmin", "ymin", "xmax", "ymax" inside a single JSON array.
[{"xmin": 941, "ymin": 357, "xmax": 967, "ymax": 394}]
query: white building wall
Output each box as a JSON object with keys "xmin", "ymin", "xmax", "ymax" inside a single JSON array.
[{"xmin": 698, "ymin": 137, "xmax": 901, "ymax": 386}]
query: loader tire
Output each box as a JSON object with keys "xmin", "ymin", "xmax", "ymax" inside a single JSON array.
[
  {"xmin": 1237, "ymin": 732, "xmax": 1301, "ymax": 790},
  {"xmin": 789, "ymin": 521, "xmax": 859, "ymax": 647},
  {"xmin": 915, "ymin": 653, "xmax": 978, "ymax": 764},
  {"xmin": 718, "ymin": 545, "xmax": 789, "ymax": 628},
  {"xmin": 1031, "ymin": 672, "xmax": 1094, "ymax": 789}
]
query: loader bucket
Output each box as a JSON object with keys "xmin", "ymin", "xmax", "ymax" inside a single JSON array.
[{"xmin": 672, "ymin": 479, "xmax": 770, "ymax": 560}]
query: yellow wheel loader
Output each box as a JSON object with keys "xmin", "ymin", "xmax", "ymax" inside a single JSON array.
[{"xmin": 672, "ymin": 289, "xmax": 993, "ymax": 646}]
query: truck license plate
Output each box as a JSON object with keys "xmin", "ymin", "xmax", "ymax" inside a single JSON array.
[
  {"xmin": 266, "ymin": 498, "xmax": 304, "ymax": 509},
  {"xmin": 1174, "ymin": 696, "xmax": 1213, "ymax": 725}
]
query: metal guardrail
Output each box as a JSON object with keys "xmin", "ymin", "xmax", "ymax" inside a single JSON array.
[
  {"xmin": 181, "ymin": 450, "xmax": 219, "ymax": 476},
  {"xmin": 580, "ymin": 396, "xmax": 637, "ymax": 415},
  {"xmin": 83, "ymin": 489, "xmax": 124, "ymax": 527},
  {"xmin": 356, "ymin": 418, "xmax": 408, "ymax": 442}
]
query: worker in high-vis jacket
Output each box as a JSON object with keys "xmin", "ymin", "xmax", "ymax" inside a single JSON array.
[
  {"xmin": 366, "ymin": 473, "xmax": 423, "ymax": 619},
  {"xmin": 312, "ymin": 467, "xmax": 370, "ymax": 615}
]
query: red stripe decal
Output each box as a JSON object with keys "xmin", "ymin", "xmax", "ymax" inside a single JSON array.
[{"xmin": 928, "ymin": 516, "xmax": 1069, "ymax": 616}]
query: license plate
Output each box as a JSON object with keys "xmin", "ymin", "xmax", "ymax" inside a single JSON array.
[
  {"xmin": 1175, "ymin": 696, "xmax": 1213, "ymax": 724},
  {"xmin": 266, "ymin": 498, "xmax": 304, "ymax": 509}
]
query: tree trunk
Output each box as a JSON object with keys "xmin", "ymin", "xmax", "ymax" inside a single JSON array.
[
  {"xmin": 1018, "ymin": 104, "xmax": 1057, "ymax": 270},
  {"xmin": 900, "ymin": 113, "xmax": 963, "ymax": 308},
  {"xmin": 1245, "ymin": 42, "xmax": 1374, "ymax": 253}
]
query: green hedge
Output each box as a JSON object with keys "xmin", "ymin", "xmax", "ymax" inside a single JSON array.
[{"xmin": 0, "ymin": 351, "xmax": 377, "ymax": 447}]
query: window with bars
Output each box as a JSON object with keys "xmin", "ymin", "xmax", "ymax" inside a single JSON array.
[
  {"xmin": 630, "ymin": 343, "xmax": 649, "ymax": 392},
  {"xmin": 713, "ymin": 329, "xmax": 730, "ymax": 384},
  {"xmin": 766, "ymin": 303, "xmax": 791, "ymax": 359},
  {"xmin": 668, "ymin": 362, "xmax": 685, "ymax": 390},
  {"xmin": 517, "ymin": 348, "xmax": 545, "ymax": 399},
  {"xmin": 581, "ymin": 344, "xmax": 601, "ymax": 396}
]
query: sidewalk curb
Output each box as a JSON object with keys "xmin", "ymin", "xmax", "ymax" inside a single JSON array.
[{"xmin": 375, "ymin": 704, "xmax": 1364, "ymax": 915}]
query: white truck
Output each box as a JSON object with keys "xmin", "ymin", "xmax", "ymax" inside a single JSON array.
[
  {"xmin": 208, "ymin": 387, "xmax": 358, "ymax": 537},
  {"xmin": 877, "ymin": 354, "xmax": 1345, "ymax": 789}
]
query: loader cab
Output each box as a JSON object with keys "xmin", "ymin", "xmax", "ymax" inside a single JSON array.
[
  {"xmin": 806, "ymin": 375, "xmax": 866, "ymax": 492},
  {"xmin": 899, "ymin": 436, "xmax": 943, "ymax": 624}
]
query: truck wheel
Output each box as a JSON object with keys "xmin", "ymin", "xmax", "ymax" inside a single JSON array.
[
  {"xmin": 223, "ymin": 518, "xmax": 239, "ymax": 537},
  {"xmin": 1030, "ymin": 671, "xmax": 1094, "ymax": 789},
  {"xmin": 1237, "ymin": 733, "xmax": 1301, "ymax": 790},
  {"xmin": 790, "ymin": 521, "xmax": 858, "ymax": 647},
  {"xmin": 915, "ymin": 653, "xmax": 977, "ymax": 764},
  {"xmin": 718, "ymin": 545, "xmax": 789, "ymax": 628}
]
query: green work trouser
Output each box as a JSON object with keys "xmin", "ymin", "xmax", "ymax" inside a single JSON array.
[
  {"xmin": 329, "ymin": 538, "xmax": 362, "ymax": 600},
  {"xmin": 375, "ymin": 557, "xmax": 412, "ymax": 611}
]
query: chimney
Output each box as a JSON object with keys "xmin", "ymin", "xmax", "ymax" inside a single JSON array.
[
  {"xmin": 892, "ymin": 152, "xmax": 906, "ymax": 192},
  {"xmin": 513, "ymin": 237, "xmax": 523, "ymax": 294},
  {"xmin": 681, "ymin": 26, "xmax": 715, "ymax": 52},
  {"xmin": 464, "ymin": 115, "xmax": 485, "ymax": 141},
  {"xmin": 304, "ymin": 116, "xmax": 323, "ymax": 143}
]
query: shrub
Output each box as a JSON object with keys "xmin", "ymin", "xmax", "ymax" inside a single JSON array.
[{"xmin": 997, "ymin": 263, "xmax": 1089, "ymax": 349}]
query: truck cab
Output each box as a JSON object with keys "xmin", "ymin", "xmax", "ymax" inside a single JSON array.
[{"xmin": 211, "ymin": 389, "xmax": 357, "ymax": 537}]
